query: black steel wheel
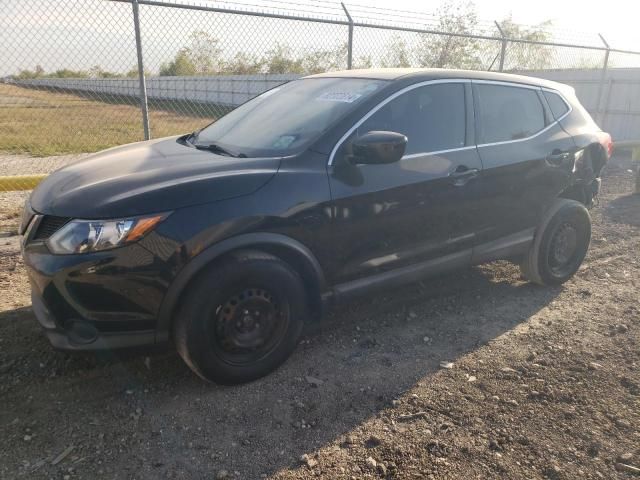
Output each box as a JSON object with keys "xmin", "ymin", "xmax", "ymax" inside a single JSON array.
[
  {"xmin": 211, "ymin": 287, "xmax": 290, "ymax": 366},
  {"xmin": 521, "ymin": 198, "xmax": 591, "ymax": 286},
  {"xmin": 174, "ymin": 250, "xmax": 306, "ymax": 384},
  {"xmin": 547, "ymin": 222, "xmax": 580, "ymax": 277}
]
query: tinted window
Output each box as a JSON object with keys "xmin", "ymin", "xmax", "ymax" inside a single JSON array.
[
  {"xmin": 476, "ymin": 84, "xmax": 545, "ymax": 144},
  {"xmin": 356, "ymin": 83, "xmax": 466, "ymax": 155},
  {"xmin": 195, "ymin": 78, "xmax": 386, "ymax": 157},
  {"xmin": 543, "ymin": 90, "xmax": 570, "ymax": 119}
]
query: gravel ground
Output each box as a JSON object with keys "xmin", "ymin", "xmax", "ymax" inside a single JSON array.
[{"xmin": 0, "ymin": 153, "xmax": 639, "ymax": 480}]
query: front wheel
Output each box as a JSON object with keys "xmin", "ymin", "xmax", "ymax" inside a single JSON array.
[
  {"xmin": 174, "ymin": 250, "xmax": 307, "ymax": 384},
  {"xmin": 521, "ymin": 198, "xmax": 591, "ymax": 286}
]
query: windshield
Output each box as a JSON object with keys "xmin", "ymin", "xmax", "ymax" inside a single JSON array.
[{"xmin": 194, "ymin": 77, "xmax": 387, "ymax": 157}]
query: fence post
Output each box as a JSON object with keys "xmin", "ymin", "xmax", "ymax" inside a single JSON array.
[
  {"xmin": 494, "ymin": 21, "xmax": 507, "ymax": 72},
  {"xmin": 595, "ymin": 33, "xmax": 610, "ymax": 126},
  {"xmin": 601, "ymin": 78, "xmax": 614, "ymax": 131},
  {"xmin": 341, "ymin": 2, "xmax": 354, "ymax": 69},
  {"xmin": 132, "ymin": 0, "xmax": 151, "ymax": 140},
  {"xmin": 635, "ymin": 147, "xmax": 640, "ymax": 194}
]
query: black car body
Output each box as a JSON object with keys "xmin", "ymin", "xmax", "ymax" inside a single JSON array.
[{"xmin": 21, "ymin": 68, "xmax": 612, "ymax": 383}]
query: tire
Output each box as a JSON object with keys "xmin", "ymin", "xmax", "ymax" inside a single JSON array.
[
  {"xmin": 520, "ymin": 198, "xmax": 591, "ymax": 286},
  {"xmin": 174, "ymin": 250, "xmax": 307, "ymax": 384}
]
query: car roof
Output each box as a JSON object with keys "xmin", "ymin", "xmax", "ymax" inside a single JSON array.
[{"xmin": 305, "ymin": 68, "xmax": 572, "ymax": 93}]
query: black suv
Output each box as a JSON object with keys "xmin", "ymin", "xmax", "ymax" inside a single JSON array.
[{"xmin": 21, "ymin": 69, "xmax": 612, "ymax": 384}]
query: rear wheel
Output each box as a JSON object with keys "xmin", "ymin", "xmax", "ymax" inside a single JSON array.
[
  {"xmin": 174, "ymin": 250, "xmax": 306, "ymax": 384},
  {"xmin": 521, "ymin": 199, "xmax": 591, "ymax": 286}
]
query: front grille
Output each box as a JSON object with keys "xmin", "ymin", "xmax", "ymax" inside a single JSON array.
[{"xmin": 33, "ymin": 216, "xmax": 72, "ymax": 240}]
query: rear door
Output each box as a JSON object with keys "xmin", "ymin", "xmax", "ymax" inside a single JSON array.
[
  {"xmin": 326, "ymin": 80, "xmax": 484, "ymax": 283},
  {"xmin": 471, "ymin": 81, "xmax": 576, "ymax": 246}
]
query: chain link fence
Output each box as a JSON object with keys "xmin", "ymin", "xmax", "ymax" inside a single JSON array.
[{"xmin": 1, "ymin": 0, "xmax": 640, "ymax": 227}]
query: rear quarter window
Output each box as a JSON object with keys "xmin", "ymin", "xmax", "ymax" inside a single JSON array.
[
  {"xmin": 543, "ymin": 90, "xmax": 570, "ymax": 119},
  {"xmin": 476, "ymin": 84, "xmax": 546, "ymax": 144}
]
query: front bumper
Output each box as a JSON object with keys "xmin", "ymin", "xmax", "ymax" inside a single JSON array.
[
  {"xmin": 22, "ymin": 238, "xmax": 174, "ymax": 351},
  {"xmin": 31, "ymin": 289, "xmax": 157, "ymax": 350}
]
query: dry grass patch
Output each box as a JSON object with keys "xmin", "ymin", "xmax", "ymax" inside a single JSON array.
[{"xmin": 0, "ymin": 84, "xmax": 211, "ymax": 157}]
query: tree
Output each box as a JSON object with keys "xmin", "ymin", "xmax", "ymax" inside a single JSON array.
[
  {"xmin": 159, "ymin": 31, "xmax": 222, "ymax": 76},
  {"xmin": 497, "ymin": 15, "xmax": 553, "ymax": 70},
  {"xmin": 354, "ymin": 55, "xmax": 373, "ymax": 69},
  {"xmin": 416, "ymin": 0, "xmax": 483, "ymax": 69},
  {"xmin": 89, "ymin": 65, "xmax": 119, "ymax": 78},
  {"xmin": 571, "ymin": 55, "xmax": 607, "ymax": 69},
  {"xmin": 302, "ymin": 44, "xmax": 348, "ymax": 73},
  {"xmin": 186, "ymin": 30, "xmax": 223, "ymax": 74},
  {"xmin": 263, "ymin": 44, "xmax": 304, "ymax": 74},
  {"xmin": 224, "ymin": 52, "xmax": 265, "ymax": 74},
  {"xmin": 381, "ymin": 35, "xmax": 412, "ymax": 68},
  {"xmin": 159, "ymin": 48, "xmax": 197, "ymax": 76},
  {"xmin": 15, "ymin": 65, "xmax": 45, "ymax": 79},
  {"xmin": 52, "ymin": 68, "xmax": 89, "ymax": 78}
]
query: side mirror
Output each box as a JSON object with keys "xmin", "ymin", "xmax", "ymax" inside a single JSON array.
[{"xmin": 351, "ymin": 131, "xmax": 407, "ymax": 165}]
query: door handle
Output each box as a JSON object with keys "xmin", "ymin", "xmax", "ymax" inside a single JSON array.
[
  {"xmin": 546, "ymin": 150, "xmax": 571, "ymax": 166},
  {"xmin": 449, "ymin": 166, "xmax": 479, "ymax": 186}
]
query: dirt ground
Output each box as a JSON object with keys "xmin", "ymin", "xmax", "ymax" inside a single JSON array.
[{"xmin": 0, "ymin": 153, "xmax": 639, "ymax": 480}]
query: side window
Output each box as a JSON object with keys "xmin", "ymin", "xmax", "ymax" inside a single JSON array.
[
  {"xmin": 543, "ymin": 90, "xmax": 570, "ymax": 119},
  {"xmin": 356, "ymin": 83, "xmax": 466, "ymax": 156},
  {"xmin": 476, "ymin": 84, "xmax": 546, "ymax": 144}
]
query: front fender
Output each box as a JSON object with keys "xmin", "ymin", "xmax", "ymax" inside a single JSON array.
[{"xmin": 155, "ymin": 232, "xmax": 326, "ymax": 343}]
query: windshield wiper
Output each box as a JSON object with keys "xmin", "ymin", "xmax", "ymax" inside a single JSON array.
[
  {"xmin": 185, "ymin": 129, "xmax": 201, "ymax": 144},
  {"xmin": 193, "ymin": 142, "xmax": 246, "ymax": 158},
  {"xmin": 185, "ymin": 130, "xmax": 246, "ymax": 157}
]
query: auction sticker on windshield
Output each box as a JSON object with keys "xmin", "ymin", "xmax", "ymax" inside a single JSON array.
[{"xmin": 316, "ymin": 91, "xmax": 362, "ymax": 103}]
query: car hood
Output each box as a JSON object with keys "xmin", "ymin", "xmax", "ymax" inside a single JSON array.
[{"xmin": 30, "ymin": 136, "xmax": 280, "ymax": 218}]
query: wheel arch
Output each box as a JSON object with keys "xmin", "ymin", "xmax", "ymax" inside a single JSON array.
[{"xmin": 156, "ymin": 233, "xmax": 326, "ymax": 343}]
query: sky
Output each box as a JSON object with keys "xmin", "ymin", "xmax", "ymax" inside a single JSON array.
[
  {"xmin": 363, "ymin": 0, "xmax": 640, "ymax": 50},
  {"xmin": 1, "ymin": 0, "xmax": 639, "ymax": 76}
]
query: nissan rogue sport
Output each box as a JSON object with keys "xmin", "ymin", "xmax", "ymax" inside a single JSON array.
[{"xmin": 21, "ymin": 68, "xmax": 613, "ymax": 384}]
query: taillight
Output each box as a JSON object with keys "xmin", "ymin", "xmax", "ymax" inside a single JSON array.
[{"xmin": 599, "ymin": 132, "xmax": 613, "ymax": 158}]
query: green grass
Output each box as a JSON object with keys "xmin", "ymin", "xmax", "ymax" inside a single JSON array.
[{"xmin": 0, "ymin": 84, "xmax": 215, "ymax": 157}]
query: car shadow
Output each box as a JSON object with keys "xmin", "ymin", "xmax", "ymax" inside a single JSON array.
[
  {"xmin": 0, "ymin": 262, "xmax": 561, "ymax": 479},
  {"xmin": 603, "ymin": 192, "xmax": 640, "ymax": 227}
]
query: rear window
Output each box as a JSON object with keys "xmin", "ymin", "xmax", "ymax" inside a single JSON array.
[
  {"xmin": 476, "ymin": 84, "xmax": 546, "ymax": 144},
  {"xmin": 543, "ymin": 90, "xmax": 570, "ymax": 119}
]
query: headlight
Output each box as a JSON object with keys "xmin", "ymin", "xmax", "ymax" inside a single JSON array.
[{"xmin": 47, "ymin": 213, "xmax": 168, "ymax": 254}]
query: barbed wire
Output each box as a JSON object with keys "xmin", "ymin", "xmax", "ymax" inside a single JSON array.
[{"xmin": 154, "ymin": 0, "xmax": 616, "ymax": 49}]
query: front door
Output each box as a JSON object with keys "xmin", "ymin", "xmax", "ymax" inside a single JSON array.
[{"xmin": 326, "ymin": 81, "xmax": 484, "ymax": 283}]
